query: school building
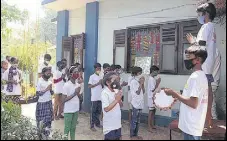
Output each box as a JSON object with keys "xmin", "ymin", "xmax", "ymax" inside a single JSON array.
[{"xmin": 42, "ymin": 0, "xmax": 226, "ymax": 126}]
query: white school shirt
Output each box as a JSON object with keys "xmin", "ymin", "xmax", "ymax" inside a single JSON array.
[
  {"xmin": 127, "ymin": 76, "xmax": 134, "ymax": 103},
  {"xmin": 2, "ymin": 68, "xmax": 22, "ymax": 96},
  {"xmin": 101, "ymin": 87, "xmax": 121, "ymax": 135},
  {"xmin": 196, "ymin": 22, "xmax": 217, "ymax": 75},
  {"xmin": 36, "ymin": 77, "xmax": 52, "ymax": 102},
  {"xmin": 130, "ymin": 78, "xmax": 144, "ymax": 109},
  {"xmin": 147, "ymin": 76, "xmax": 156, "ymax": 108},
  {"xmin": 88, "ymin": 73, "xmax": 103, "ymax": 101},
  {"xmin": 62, "ymin": 81, "xmax": 80, "ymax": 113},
  {"xmin": 53, "ymin": 70, "xmax": 64, "ymax": 94},
  {"xmin": 178, "ymin": 70, "xmax": 208, "ymax": 137}
]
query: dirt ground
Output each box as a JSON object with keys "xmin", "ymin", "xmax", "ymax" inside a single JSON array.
[{"xmin": 21, "ymin": 103, "xmax": 183, "ymax": 140}]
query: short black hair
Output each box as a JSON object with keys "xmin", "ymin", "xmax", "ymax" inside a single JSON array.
[
  {"xmin": 150, "ymin": 65, "xmax": 160, "ymax": 74},
  {"xmin": 103, "ymin": 72, "xmax": 118, "ymax": 86},
  {"xmin": 57, "ymin": 61, "xmax": 62, "ymax": 67},
  {"xmin": 61, "ymin": 58, "xmax": 67, "ymax": 62},
  {"xmin": 197, "ymin": 3, "xmax": 216, "ymax": 21},
  {"xmin": 94, "ymin": 63, "xmax": 101, "ymax": 69},
  {"xmin": 110, "ymin": 64, "xmax": 116, "ymax": 71},
  {"xmin": 42, "ymin": 67, "xmax": 51, "ymax": 74},
  {"xmin": 69, "ymin": 66, "xmax": 78, "ymax": 74},
  {"xmin": 185, "ymin": 45, "xmax": 208, "ymax": 64},
  {"xmin": 131, "ymin": 67, "xmax": 142, "ymax": 75},
  {"xmin": 44, "ymin": 54, "xmax": 51, "ymax": 60},
  {"xmin": 115, "ymin": 65, "xmax": 122, "ymax": 69},
  {"xmin": 103, "ymin": 63, "xmax": 110, "ymax": 69},
  {"xmin": 10, "ymin": 57, "xmax": 17, "ymax": 63}
]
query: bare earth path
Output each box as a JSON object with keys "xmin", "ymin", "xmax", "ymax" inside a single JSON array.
[{"xmin": 21, "ymin": 103, "xmax": 183, "ymax": 140}]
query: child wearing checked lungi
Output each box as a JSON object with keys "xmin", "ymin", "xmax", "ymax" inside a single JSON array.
[{"xmin": 36, "ymin": 67, "xmax": 54, "ymax": 137}]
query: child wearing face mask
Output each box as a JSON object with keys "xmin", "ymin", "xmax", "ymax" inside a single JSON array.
[
  {"xmin": 53, "ymin": 61, "xmax": 65, "ymax": 120},
  {"xmin": 2, "ymin": 57, "xmax": 22, "ymax": 103},
  {"xmin": 62, "ymin": 66, "xmax": 81, "ymax": 140},
  {"xmin": 130, "ymin": 67, "xmax": 145, "ymax": 140},
  {"xmin": 186, "ymin": 3, "xmax": 219, "ymax": 123},
  {"xmin": 101, "ymin": 72, "xmax": 123, "ymax": 140},
  {"xmin": 147, "ymin": 65, "xmax": 161, "ymax": 132},
  {"xmin": 36, "ymin": 67, "xmax": 54, "ymax": 137},
  {"xmin": 38, "ymin": 54, "xmax": 52, "ymax": 78},
  {"xmin": 88, "ymin": 63, "xmax": 103, "ymax": 131},
  {"xmin": 164, "ymin": 45, "xmax": 208, "ymax": 140}
]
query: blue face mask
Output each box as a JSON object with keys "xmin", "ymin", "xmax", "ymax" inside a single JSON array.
[{"xmin": 198, "ymin": 15, "xmax": 205, "ymax": 24}]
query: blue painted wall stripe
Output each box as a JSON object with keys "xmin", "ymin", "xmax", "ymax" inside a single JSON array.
[
  {"xmin": 83, "ymin": 1, "xmax": 99, "ymax": 113},
  {"xmin": 56, "ymin": 10, "xmax": 69, "ymax": 62},
  {"xmin": 41, "ymin": 0, "xmax": 56, "ymax": 5}
]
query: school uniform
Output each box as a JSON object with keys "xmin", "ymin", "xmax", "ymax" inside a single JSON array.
[
  {"xmin": 36, "ymin": 77, "xmax": 53, "ymax": 136},
  {"xmin": 101, "ymin": 87, "xmax": 122, "ymax": 140},
  {"xmin": 62, "ymin": 80, "xmax": 80, "ymax": 140},
  {"xmin": 179, "ymin": 70, "xmax": 208, "ymax": 140},
  {"xmin": 130, "ymin": 78, "xmax": 144, "ymax": 137},
  {"xmin": 88, "ymin": 73, "xmax": 103, "ymax": 128}
]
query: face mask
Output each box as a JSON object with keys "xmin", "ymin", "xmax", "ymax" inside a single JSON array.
[
  {"xmin": 184, "ymin": 59, "xmax": 196, "ymax": 70},
  {"xmin": 197, "ymin": 15, "xmax": 205, "ymax": 24},
  {"xmin": 43, "ymin": 74, "xmax": 51, "ymax": 80},
  {"xmin": 72, "ymin": 73, "xmax": 79, "ymax": 80},
  {"xmin": 110, "ymin": 80, "xmax": 121, "ymax": 90},
  {"xmin": 45, "ymin": 60, "xmax": 50, "ymax": 65},
  {"xmin": 136, "ymin": 74, "xmax": 142, "ymax": 81},
  {"xmin": 96, "ymin": 71, "xmax": 101, "ymax": 75},
  {"xmin": 152, "ymin": 71, "xmax": 158, "ymax": 76}
]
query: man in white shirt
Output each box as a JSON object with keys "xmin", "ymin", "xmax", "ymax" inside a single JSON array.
[
  {"xmin": 101, "ymin": 72, "xmax": 123, "ymax": 140},
  {"xmin": 36, "ymin": 67, "xmax": 54, "ymax": 137},
  {"xmin": 38, "ymin": 54, "xmax": 52, "ymax": 78},
  {"xmin": 186, "ymin": 2, "xmax": 220, "ymax": 122},
  {"xmin": 147, "ymin": 65, "xmax": 161, "ymax": 132},
  {"xmin": 164, "ymin": 45, "xmax": 208, "ymax": 140},
  {"xmin": 130, "ymin": 67, "xmax": 145, "ymax": 140},
  {"xmin": 88, "ymin": 63, "xmax": 103, "ymax": 131},
  {"xmin": 62, "ymin": 66, "xmax": 81, "ymax": 140},
  {"xmin": 53, "ymin": 61, "xmax": 65, "ymax": 120}
]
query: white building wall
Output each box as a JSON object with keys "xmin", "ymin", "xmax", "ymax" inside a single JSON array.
[
  {"xmin": 67, "ymin": 0, "xmax": 226, "ymax": 118},
  {"xmin": 68, "ymin": 6, "xmax": 86, "ymax": 35}
]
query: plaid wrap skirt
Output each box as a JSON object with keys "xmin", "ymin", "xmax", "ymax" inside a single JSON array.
[{"xmin": 36, "ymin": 100, "xmax": 53, "ymax": 124}]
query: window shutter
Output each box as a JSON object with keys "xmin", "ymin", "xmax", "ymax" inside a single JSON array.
[
  {"xmin": 178, "ymin": 20, "xmax": 201, "ymax": 74},
  {"xmin": 160, "ymin": 23, "xmax": 178, "ymax": 74},
  {"xmin": 113, "ymin": 29, "xmax": 128, "ymax": 69},
  {"xmin": 62, "ymin": 36, "xmax": 73, "ymax": 68}
]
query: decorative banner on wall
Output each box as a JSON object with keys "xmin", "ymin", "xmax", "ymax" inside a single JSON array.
[
  {"xmin": 135, "ymin": 57, "xmax": 152, "ymax": 74},
  {"xmin": 130, "ymin": 27, "xmax": 160, "ymax": 67}
]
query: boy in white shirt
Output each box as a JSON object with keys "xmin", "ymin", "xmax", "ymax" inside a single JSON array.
[
  {"xmin": 164, "ymin": 45, "xmax": 208, "ymax": 140},
  {"xmin": 36, "ymin": 67, "xmax": 54, "ymax": 137},
  {"xmin": 38, "ymin": 54, "xmax": 52, "ymax": 78},
  {"xmin": 62, "ymin": 66, "xmax": 81, "ymax": 140},
  {"xmin": 2, "ymin": 57, "xmax": 22, "ymax": 103},
  {"xmin": 88, "ymin": 63, "xmax": 103, "ymax": 131},
  {"xmin": 147, "ymin": 65, "xmax": 161, "ymax": 132},
  {"xmin": 186, "ymin": 2, "xmax": 219, "ymax": 123},
  {"xmin": 130, "ymin": 67, "xmax": 145, "ymax": 140},
  {"xmin": 101, "ymin": 72, "xmax": 123, "ymax": 140},
  {"xmin": 53, "ymin": 61, "xmax": 65, "ymax": 120}
]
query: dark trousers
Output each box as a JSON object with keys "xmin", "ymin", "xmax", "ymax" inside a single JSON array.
[
  {"xmin": 79, "ymin": 95, "xmax": 83, "ymax": 111},
  {"xmin": 90, "ymin": 101, "xmax": 102, "ymax": 128},
  {"xmin": 104, "ymin": 128, "xmax": 121, "ymax": 140},
  {"xmin": 130, "ymin": 107, "xmax": 142, "ymax": 137}
]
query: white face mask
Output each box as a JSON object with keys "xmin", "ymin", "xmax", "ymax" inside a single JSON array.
[
  {"xmin": 135, "ymin": 74, "xmax": 143, "ymax": 81},
  {"xmin": 45, "ymin": 60, "xmax": 50, "ymax": 65}
]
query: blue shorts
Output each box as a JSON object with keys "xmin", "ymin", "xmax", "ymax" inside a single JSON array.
[
  {"xmin": 206, "ymin": 74, "xmax": 214, "ymax": 84},
  {"xmin": 183, "ymin": 132, "xmax": 201, "ymax": 140},
  {"xmin": 104, "ymin": 128, "xmax": 121, "ymax": 140}
]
